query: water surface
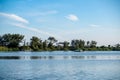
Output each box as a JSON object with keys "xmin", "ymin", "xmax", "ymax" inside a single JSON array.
[{"xmin": 0, "ymin": 51, "xmax": 120, "ymax": 80}]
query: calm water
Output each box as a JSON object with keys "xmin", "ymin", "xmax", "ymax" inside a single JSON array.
[{"xmin": 0, "ymin": 51, "xmax": 120, "ymax": 80}]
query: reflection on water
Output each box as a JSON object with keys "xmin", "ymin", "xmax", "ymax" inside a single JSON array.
[
  {"xmin": 0, "ymin": 51, "xmax": 120, "ymax": 80},
  {"xmin": 0, "ymin": 56, "xmax": 20, "ymax": 59},
  {"xmin": 0, "ymin": 55, "xmax": 120, "ymax": 60}
]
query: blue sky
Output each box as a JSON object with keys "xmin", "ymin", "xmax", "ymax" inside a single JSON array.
[{"xmin": 0, "ymin": 0, "xmax": 120, "ymax": 45}]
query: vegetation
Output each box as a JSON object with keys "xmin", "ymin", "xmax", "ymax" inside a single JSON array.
[{"xmin": 0, "ymin": 33, "xmax": 120, "ymax": 51}]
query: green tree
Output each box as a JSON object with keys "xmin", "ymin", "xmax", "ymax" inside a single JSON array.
[
  {"xmin": 75, "ymin": 40, "xmax": 80, "ymax": 49},
  {"xmin": 63, "ymin": 41, "xmax": 69, "ymax": 50},
  {"xmin": 43, "ymin": 40, "xmax": 48, "ymax": 50},
  {"xmin": 30, "ymin": 36, "xmax": 42, "ymax": 51},
  {"xmin": 0, "ymin": 36, "xmax": 3, "ymax": 46},
  {"xmin": 71, "ymin": 40, "xmax": 76, "ymax": 48},
  {"xmin": 48, "ymin": 37, "xmax": 57, "ymax": 49},
  {"xmin": 87, "ymin": 41, "xmax": 90, "ymax": 47},
  {"xmin": 79, "ymin": 39, "xmax": 85, "ymax": 49},
  {"xmin": 71, "ymin": 39, "xmax": 85, "ymax": 50},
  {"xmin": 114, "ymin": 44, "xmax": 120, "ymax": 51},
  {"xmin": 1, "ymin": 34, "xmax": 24, "ymax": 48},
  {"xmin": 90, "ymin": 40, "xmax": 97, "ymax": 48},
  {"xmin": 116, "ymin": 44, "xmax": 120, "ymax": 48}
]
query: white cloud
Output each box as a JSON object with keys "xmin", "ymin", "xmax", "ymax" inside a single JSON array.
[
  {"xmin": 11, "ymin": 23, "xmax": 63, "ymax": 40},
  {"xmin": 0, "ymin": 12, "xmax": 62, "ymax": 40},
  {"xmin": 0, "ymin": 12, "xmax": 29, "ymax": 24},
  {"xmin": 90, "ymin": 24, "xmax": 100, "ymax": 28},
  {"xmin": 66, "ymin": 14, "xmax": 79, "ymax": 21}
]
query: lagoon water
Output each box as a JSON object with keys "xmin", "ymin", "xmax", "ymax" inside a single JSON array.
[{"xmin": 0, "ymin": 51, "xmax": 120, "ymax": 80}]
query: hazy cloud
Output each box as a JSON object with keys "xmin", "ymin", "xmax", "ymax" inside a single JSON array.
[
  {"xmin": 66, "ymin": 14, "xmax": 79, "ymax": 21},
  {"xmin": 11, "ymin": 23, "xmax": 63, "ymax": 40},
  {"xmin": 39, "ymin": 10, "xmax": 58, "ymax": 15},
  {"xmin": 90, "ymin": 24, "xmax": 100, "ymax": 28},
  {"xmin": 0, "ymin": 12, "xmax": 29, "ymax": 24}
]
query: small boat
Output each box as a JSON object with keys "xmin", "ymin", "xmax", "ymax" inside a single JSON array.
[{"xmin": 74, "ymin": 49, "xmax": 83, "ymax": 52}]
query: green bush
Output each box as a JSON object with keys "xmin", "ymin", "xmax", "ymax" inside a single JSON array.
[{"xmin": 0, "ymin": 46, "xmax": 9, "ymax": 51}]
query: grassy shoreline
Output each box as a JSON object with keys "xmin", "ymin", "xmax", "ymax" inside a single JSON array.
[{"xmin": 0, "ymin": 46, "xmax": 119, "ymax": 52}]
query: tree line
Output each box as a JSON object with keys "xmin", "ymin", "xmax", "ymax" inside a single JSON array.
[{"xmin": 0, "ymin": 33, "xmax": 120, "ymax": 51}]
